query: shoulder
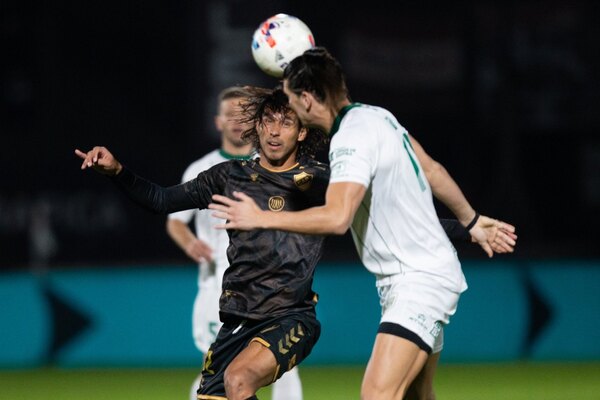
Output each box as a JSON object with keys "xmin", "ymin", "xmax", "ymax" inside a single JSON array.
[
  {"xmin": 299, "ymin": 158, "xmax": 330, "ymax": 181},
  {"xmin": 182, "ymin": 149, "xmax": 224, "ymax": 181},
  {"xmin": 303, "ymin": 157, "xmax": 329, "ymax": 172},
  {"xmin": 336, "ymin": 104, "xmax": 406, "ymax": 142}
]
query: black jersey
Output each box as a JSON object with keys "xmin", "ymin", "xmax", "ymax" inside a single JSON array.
[{"xmin": 112, "ymin": 157, "xmax": 330, "ymax": 322}]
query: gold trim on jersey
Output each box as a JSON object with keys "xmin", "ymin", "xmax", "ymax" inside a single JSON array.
[
  {"xmin": 293, "ymin": 171, "xmax": 313, "ymax": 191},
  {"xmin": 261, "ymin": 162, "xmax": 300, "ymax": 173},
  {"xmin": 201, "ymin": 350, "xmax": 215, "ymax": 375},
  {"xmin": 268, "ymin": 196, "xmax": 285, "ymax": 211},
  {"xmin": 197, "ymin": 395, "xmax": 227, "ymax": 400}
]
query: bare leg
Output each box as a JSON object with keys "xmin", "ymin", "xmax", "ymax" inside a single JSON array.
[
  {"xmin": 224, "ymin": 341, "xmax": 278, "ymax": 400},
  {"xmin": 361, "ymin": 333, "xmax": 429, "ymax": 400},
  {"xmin": 404, "ymin": 352, "xmax": 440, "ymax": 400}
]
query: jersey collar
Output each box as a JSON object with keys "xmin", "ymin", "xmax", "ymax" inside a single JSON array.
[
  {"xmin": 329, "ymin": 103, "xmax": 362, "ymax": 137},
  {"xmin": 219, "ymin": 148, "xmax": 253, "ymax": 160}
]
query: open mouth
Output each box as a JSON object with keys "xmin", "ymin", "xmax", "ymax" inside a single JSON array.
[{"xmin": 267, "ymin": 141, "xmax": 281, "ymax": 149}]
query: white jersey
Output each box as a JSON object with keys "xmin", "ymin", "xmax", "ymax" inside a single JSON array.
[{"xmin": 328, "ymin": 103, "xmax": 467, "ymax": 293}]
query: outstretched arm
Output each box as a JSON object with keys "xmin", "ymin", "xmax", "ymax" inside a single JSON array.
[
  {"xmin": 409, "ymin": 135, "xmax": 517, "ymax": 256},
  {"xmin": 409, "ymin": 135, "xmax": 475, "ymax": 226},
  {"xmin": 210, "ymin": 181, "xmax": 366, "ymax": 235},
  {"xmin": 75, "ymin": 146, "xmax": 199, "ymax": 214}
]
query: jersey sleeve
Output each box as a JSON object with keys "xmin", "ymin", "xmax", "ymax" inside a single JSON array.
[
  {"xmin": 328, "ymin": 118, "xmax": 377, "ymax": 188},
  {"xmin": 111, "ymin": 167, "xmax": 201, "ymax": 214},
  {"xmin": 181, "ymin": 161, "xmax": 230, "ymax": 209},
  {"xmin": 168, "ymin": 161, "xmax": 205, "ymax": 223}
]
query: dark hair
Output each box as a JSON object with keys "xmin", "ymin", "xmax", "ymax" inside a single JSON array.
[
  {"xmin": 240, "ymin": 86, "xmax": 328, "ymax": 159},
  {"xmin": 283, "ymin": 46, "xmax": 350, "ymax": 108}
]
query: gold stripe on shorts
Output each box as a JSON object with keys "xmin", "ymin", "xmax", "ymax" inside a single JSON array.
[{"xmin": 251, "ymin": 337, "xmax": 271, "ymax": 348}]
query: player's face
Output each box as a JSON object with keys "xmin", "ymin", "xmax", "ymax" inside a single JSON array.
[
  {"xmin": 257, "ymin": 109, "xmax": 306, "ymax": 170},
  {"xmin": 215, "ymin": 97, "xmax": 251, "ymax": 148}
]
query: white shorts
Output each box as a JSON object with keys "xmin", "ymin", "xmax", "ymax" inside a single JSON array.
[
  {"xmin": 192, "ymin": 284, "xmax": 222, "ymax": 354},
  {"xmin": 376, "ymin": 272, "xmax": 461, "ymax": 354}
]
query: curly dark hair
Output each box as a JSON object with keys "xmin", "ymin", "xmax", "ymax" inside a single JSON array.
[{"xmin": 238, "ymin": 85, "xmax": 329, "ymax": 159}]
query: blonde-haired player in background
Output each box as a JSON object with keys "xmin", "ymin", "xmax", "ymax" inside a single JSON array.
[{"xmin": 166, "ymin": 86, "xmax": 303, "ymax": 400}]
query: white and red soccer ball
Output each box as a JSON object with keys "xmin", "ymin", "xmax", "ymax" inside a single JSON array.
[{"xmin": 251, "ymin": 13, "xmax": 315, "ymax": 78}]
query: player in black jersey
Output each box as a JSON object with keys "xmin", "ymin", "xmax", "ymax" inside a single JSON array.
[
  {"xmin": 76, "ymin": 88, "xmax": 329, "ymax": 400},
  {"xmin": 75, "ymin": 87, "xmax": 485, "ymax": 400}
]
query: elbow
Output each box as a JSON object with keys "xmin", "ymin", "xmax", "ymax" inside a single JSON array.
[
  {"xmin": 424, "ymin": 161, "xmax": 444, "ymax": 183},
  {"xmin": 166, "ymin": 219, "xmax": 175, "ymax": 235},
  {"xmin": 328, "ymin": 216, "xmax": 352, "ymax": 235}
]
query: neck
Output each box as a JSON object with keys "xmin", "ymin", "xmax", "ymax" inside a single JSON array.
[
  {"xmin": 311, "ymin": 98, "xmax": 351, "ymax": 132},
  {"xmin": 327, "ymin": 99, "xmax": 353, "ymax": 135}
]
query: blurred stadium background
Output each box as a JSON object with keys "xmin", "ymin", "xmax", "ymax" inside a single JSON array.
[{"xmin": 1, "ymin": 0, "xmax": 599, "ymax": 398}]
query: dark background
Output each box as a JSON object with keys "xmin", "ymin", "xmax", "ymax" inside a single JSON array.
[{"xmin": 2, "ymin": 0, "xmax": 599, "ymax": 269}]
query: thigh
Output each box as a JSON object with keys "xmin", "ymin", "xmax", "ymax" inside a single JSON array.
[
  {"xmin": 405, "ymin": 351, "xmax": 440, "ymax": 400},
  {"xmin": 198, "ymin": 322, "xmax": 247, "ymax": 398},
  {"xmin": 198, "ymin": 313, "xmax": 320, "ymax": 398},
  {"xmin": 225, "ymin": 340, "xmax": 279, "ymax": 391},
  {"xmin": 253, "ymin": 312, "xmax": 320, "ymax": 382},
  {"xmin": 362, "ymin": 332, "xmax": 429, "ymax": 399}
]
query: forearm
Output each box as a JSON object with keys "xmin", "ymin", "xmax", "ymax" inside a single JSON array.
[
  {"xmin": 261, "ymin": 205, "xmax": 350, "ymax": 235},
  {"xmin": 409, "ymin": 135, "xmax": 476, "ymax": 226},
  {"xmin": 112, "ymin": 167, "xmax": 197, "ymax": 214},
  {"xmin": 427, "ymin": 162, "xmax": 476, "ymax": 226},
  {"xmin": 166, "ymin": 219, "xmax": 196, "ymax": 252},
  {"xmin": 260, "ymin": 182, "xmax": 362, "ymax": 235}
]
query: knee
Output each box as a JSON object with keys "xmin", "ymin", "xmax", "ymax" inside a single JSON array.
[{"xmin": 223, "ymin": 366, "xmax": 254, "ymax": 400}]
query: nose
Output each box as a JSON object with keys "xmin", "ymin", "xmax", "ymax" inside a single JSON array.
[{"xmin": 268, "ymin": 122, "xmax": 281, "ymax": 136}]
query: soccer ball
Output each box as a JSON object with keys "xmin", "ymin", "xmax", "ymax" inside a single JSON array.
[{"xmin": 251, "ymin": 13, "xmax": 315, "ymax": 78}]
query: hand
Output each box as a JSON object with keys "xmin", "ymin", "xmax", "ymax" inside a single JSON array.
[
  {"xmin": 469, "ymin": 215, "xmax": 517, "ymax": 258},
  {"xmin": 74, "ymin": 146, "xmax": 123, "ymax": 176},
  {"xmin": 208, "ymin": 191, "xmax": 264, "ymax": 231},
  {"xmin": 185, "ymin": 238, "xmax": 214, "ymax": 263}
]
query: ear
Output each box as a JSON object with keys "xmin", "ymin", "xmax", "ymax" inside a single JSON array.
[
  {"xmin": 297, "ymin": 127, "xmax": 308, "ymax": 142},
  {"xmin": 214, "ymin": 115, "xmax": 223, "ymax": 131},
  {"xmin": 300, "ymin": 91, "xmax": 312, "ymax": 113}
]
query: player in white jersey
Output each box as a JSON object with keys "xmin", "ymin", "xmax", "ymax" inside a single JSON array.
[
  {"xmin": 166, "ymin": 86, "xmax": 303, "ymax": 400},
  {"xmin": 209, "ymin": 48, "xmax": 517, "ymax": 400}
]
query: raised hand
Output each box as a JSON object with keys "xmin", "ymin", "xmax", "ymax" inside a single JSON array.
[{"xmin": 74, "ymin": 146, "xmax": 123, "ymax": 176}]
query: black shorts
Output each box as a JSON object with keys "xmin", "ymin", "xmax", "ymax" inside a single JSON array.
[{"xmin": 197, "ymin": 311, "xmax": 320, "ymax": 399}]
